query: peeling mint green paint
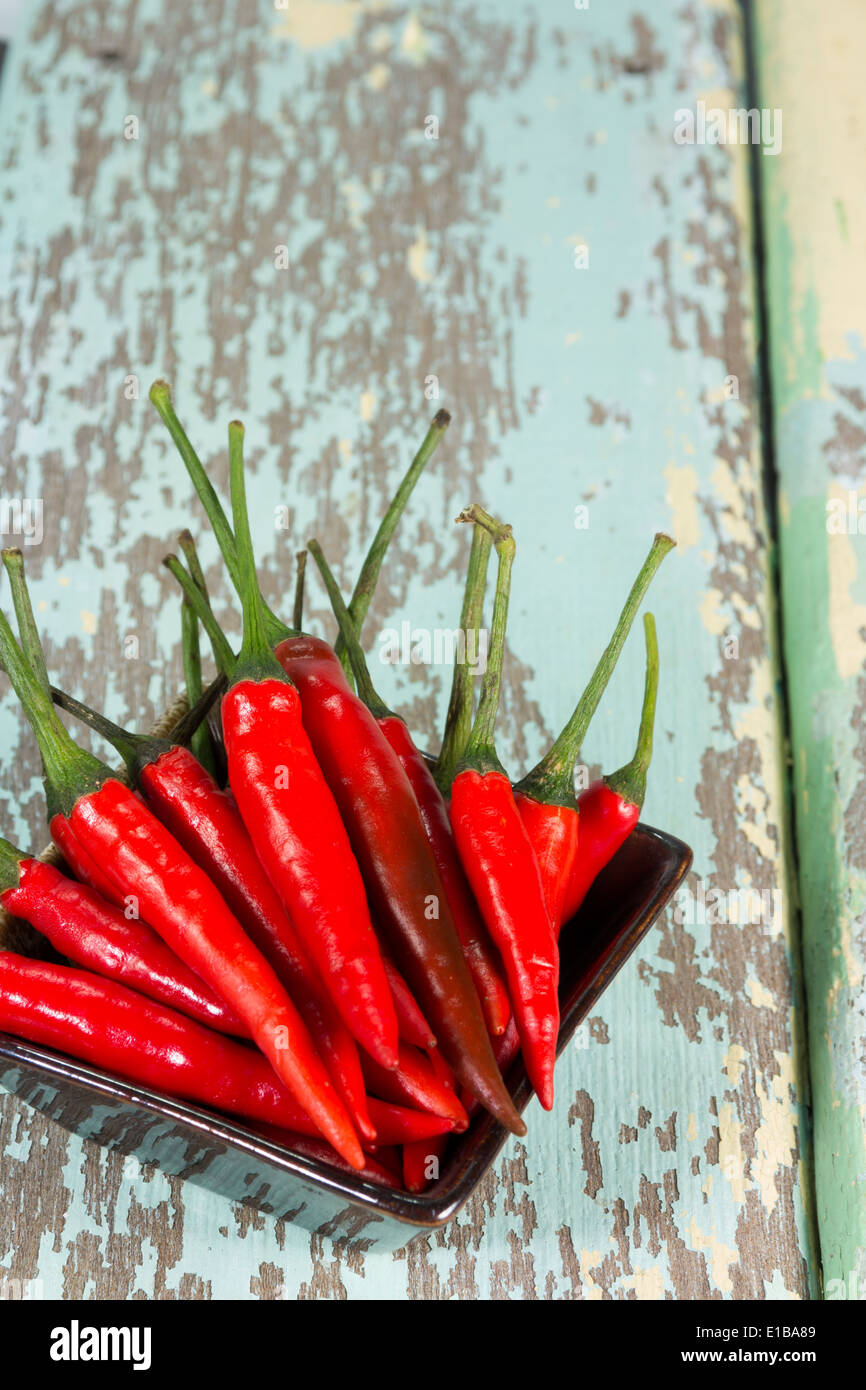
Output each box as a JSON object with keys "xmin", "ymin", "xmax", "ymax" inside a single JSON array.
[{"xmin": 755, "ymin": 0, "xmax": 866, "ymax": 1299}]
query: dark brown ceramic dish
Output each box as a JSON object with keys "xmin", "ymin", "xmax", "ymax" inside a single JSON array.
[{"xmin": 0, "ymin": 822, "xmax": 691, "ymax": 1248}]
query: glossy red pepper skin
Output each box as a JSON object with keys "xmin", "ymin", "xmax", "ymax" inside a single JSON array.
[
  {"xmin": 514, "ymin": 793, "xmax": 580, "ymax": 934},
  {"xmin": 137, "ymin": 743, "xmax": 374, "ymax": 1143},
  {"xmin": 461, "ymin": 1017, "xmax": 521, "ymax": 1119},
  {"xmin": 52, "ymin": 777, "xmax": 364, "ymax": 1170},
  {"xmin": 274, "ymin": 635, "xmax": 524, "ymax": 1138},
  {"xmin": 0, "ymin": 953, "xmax": 345, "ymax": 1133},
  {"xmin": 377, "ymin": 714, "xmax": 511, "ymax": 1037},
  {"xmin": 559, "ymin": 779, "xmax": 640, "ymax": 927},
  {"xmin": 381, "ymin": 951, "xmax": 436, "ymax": 1051},
  {"xmin": 221, "ymin": 677, "xmax": 398, "ymax": 1074},
  {"xmin": 51, "ymin": 817, "xmax": 128, "ymax": 910},
  {"xmin": 366, "ymin": 1144, "xmax": 404, "ymax": 1183},
  {"xmin": 403, "ymin": 1134, "xmax": 449, "ymax": 1194},
  {"xmin": 0, "ymin": 856, "xmax": 247, "ymax": 1036},
  {"xmin": 361, "ymin": 1043, "xmax": 469, "ymax": 1131},
  {"xmin": 363, "ymin": 1099, "xmax": 453, "ymax": 1148},
  {"xmin": 403, "ymin": 1046, "xmax": 455, "ymax": 1190},
  {"xmin": 219, "ymin": 1087, "xmax": 448, "ymax": 1149},
  {"xmin": 450, "ymin": 768, "xmax": 560, "ymax": 1110}
]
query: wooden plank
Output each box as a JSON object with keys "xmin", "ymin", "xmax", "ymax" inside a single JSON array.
[
  {"xmin": 754, "ymin": 0, "xmax": 866, "ymax": 1299},
  {"xmin": 0, "ymin": 0, "xmax": 816, "ymax": 1297}
]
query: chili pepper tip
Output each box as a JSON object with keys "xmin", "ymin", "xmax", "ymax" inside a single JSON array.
[{"xmin": 433, "ymin": 408, "xmax": 451, "ymax": 429}]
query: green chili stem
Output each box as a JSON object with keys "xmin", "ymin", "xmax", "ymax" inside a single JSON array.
[
  {"xmin": 178, "ymin": 529, "xmax": 211, "ymax": 600},
  {"xmin": 177, "ymin": 530, "xmax": 218, "ymax": 777},
  {"xmin": 51, "ymin": 676, "xmax": 224, "ymax": 783},
  {"xmin": 334, "ymin": 408, "xmax": 451, "ymax": 679},
  {"xmin": 51, "ymin": 689, "xmax": 143, "ymax": 768},
  {"xmin": 307, "ymin": 541, "xmax": 392, "ymax": 721},
  {"xmin": 181, "ymin": 599, "xmax": 216, "ymax": 776},
  {"xmin": 2, "ymin": 549, "xmax": 50, "ymax": 697},
  {"xmin": 606, "ymin": 612, "xmax": 658, "ymax": 809},
  {"xmin": 181, "ymin": 598, "xmax": 204, "ymax": 702},
  {"xmin": 457, "ymin": 507, "xmax": 515, "ymax": 777},
  {"xmin": 515, "ymin": 532, "xmax": 674, "ymax": 807},
  {"xmin": 167, "ymin": 672, "xmax": 226, "ymax": 745},
  {"xmin": 150, "ymin": 381, "xmax": 291, "ymax": 649},
  {"xmin": 434, "ymin": 522, "xmax": 493, "ymax": 794},
  {"xmin": 150, "ymin": 382, "xmax": 243, "ymax": 595},
  {"xmin": 292, "ymin": 550, "xmax": 307, "ymax": 633},
  {"xmin": 164, "ymin": 555, "xmax": 236, "ymax": 677},
  {"xmin": 228, "ymin": 421, "xmax": 291, "ymax": 686},
  {"xmin": 0, "ymin": 606, "xmax": 110, "ymax": 820}
]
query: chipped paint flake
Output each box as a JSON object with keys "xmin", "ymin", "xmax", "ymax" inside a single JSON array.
[
  {"xmin": 746, "ymin": 977, "xmax": 776, "ymax": 1010},
  {"xmin": 685, "ymin": 1217, "xmax": 738, "ymax": 1295},
  {"xmin": 273, "ymin": 1, "xmax": 361, "ymax": 49},
  {"xmin": 407, "ymin": 230, "xmax": 433, "ymax": 285},
  {"xmin": 718, "ymin": 1103, "xmax": 749, "ymax": 1204},
  {"xmin": 399, "ymin": 12, "xmax": 429, "ymax": 65},
  {"xmin": 663, "ymin": 462, "xmax": 700, "ymax": 548},
  {"xmin": 366, "ymin": 62, "xmax": 390, "ymax": 90},
  {"xmin": 699, "ymin": 587, "xmax": 728, "ymax": 635}
]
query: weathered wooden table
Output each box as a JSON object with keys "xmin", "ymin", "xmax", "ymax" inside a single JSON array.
[{"xmin": 0, "ymin": 0, "xmax": 861, "ymax": 1299}]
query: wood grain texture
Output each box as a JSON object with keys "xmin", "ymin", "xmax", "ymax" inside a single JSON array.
[
  {"xmin": 0, "ymin": 0, "xmax": 817, "ymax": 1297},
  {"xmin": 754, "ymin": 0, "xmax": 866, "ymax": 1300}
]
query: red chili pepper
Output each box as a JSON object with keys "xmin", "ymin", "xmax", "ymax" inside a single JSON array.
[
  {"xmin": 51, "ymin": 687, "xmax": 377, "ymax": 1147},
  {"xmin": 560, "ymin": 613, "xmax": 659, "ymax": 926},
  {"xmin": 513, "ymin": 535, "xmax": 673, "ymax": 933},
  {"xmin": 275, "ymin": 629, "xmax": 522, "ymax": 1134},
  {"xmin": 448, "ymin": 507, "xmax": 560, "ymax": 1110},
  {"xmin": 190, "ymin": 419, "xmax": 399, "ymax": 1073},
  {"xmin": 0, "ymin": 841, "xmax": 247, "ymax": 1036},
  {"xmin": 302, "ymin": 543, "xmax": 522, "ymax": 1132},
  {"xmin": 310, "ymin": 534, "xmax": 511, "ymax": 1039},
  {"xmin": 152, "ymin": 387, "xmax": 521, "ymax": 1135},
  {"xmin": 0, "ymin": 952, "xmax": 357, "ymax": 1134},
  {"xmin": 0, "ymin": 601, "xmax": 365, "ymax": 1171},
  {"xmin": 363, "ymin": 1099, "xmax": 454, "ymax": 1147},
  {"xmin": 361, "ymin": 1043, "xmax": 469, "ymax": 1131}
]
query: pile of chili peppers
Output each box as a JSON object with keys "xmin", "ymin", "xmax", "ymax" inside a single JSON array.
[{"xmin": 0, "ymin": 384, "xmax": 674, "ymax": 1194}]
